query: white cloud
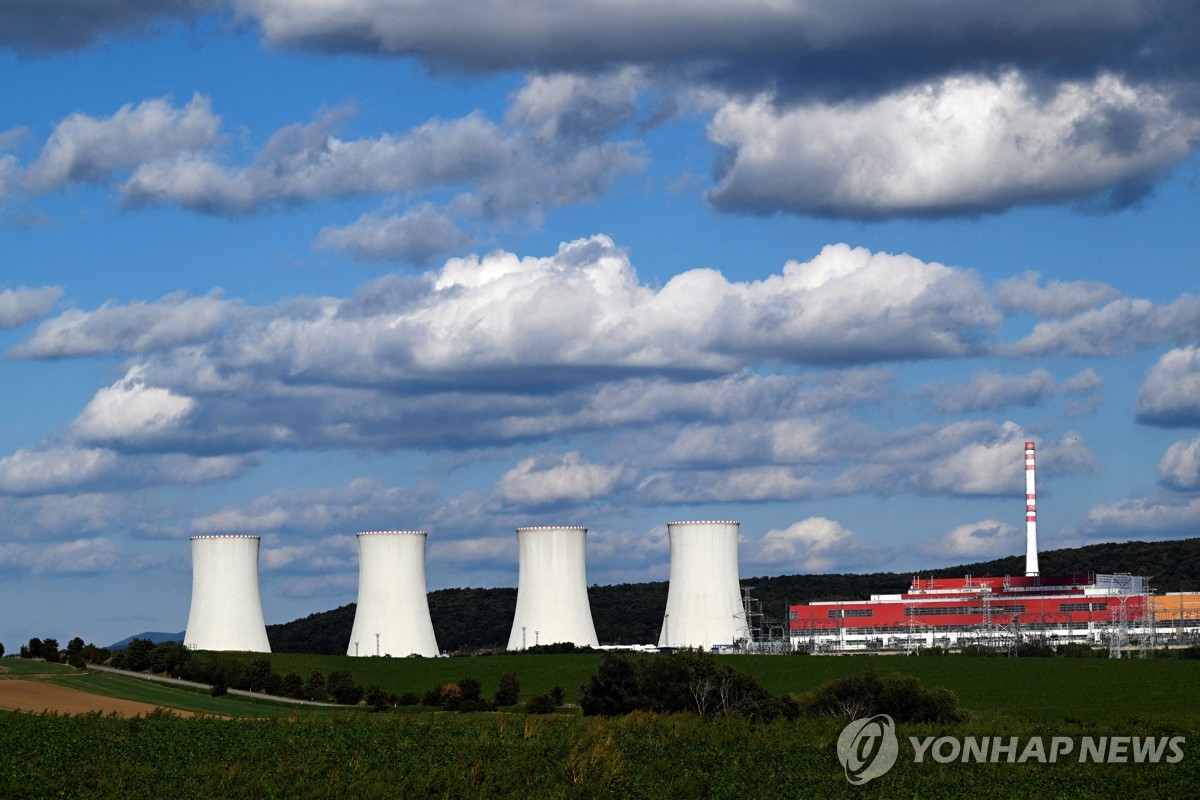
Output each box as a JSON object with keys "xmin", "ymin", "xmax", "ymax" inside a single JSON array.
[
  {"xmin": 23, "ymin": 94, "xmax": 220, "ymax": 191},
  {"xmin": 9, "ymin": 290, "xmax": 239, "ymax": 358},
  {"xmin": 72, "ymin": 366, "xmax": 195, "ymax": 445},
  {"xmin": 1137, "ymin": 346, "xmax": 1200, "ymax": 426},
  {"xmin": 742, "ymin": 517, "xmax": 884, "ymax": 572},
  {"xmin": 494, "ymin": 451, "xmax": 632, "ymax": 507},
  {"xmin": 314, "ymin": 203, "xmax": 472, "ymax": 265},
  {"xmin": 1158, "ymin": 436, "xmax": 1200, "ymax": 491},
  {"xmin": 708, "ymin": 72, "xmax": 1199, "ymax": 219},
  {"xmin": 0, "ymin": 447, "xmax": 116, "ymax": 495},
  {"xmin": 1005, "ymin": 296, "xmax": 1200, "ymax": 357},
  {"xmin": 926, "ymin": 368, "xmax": 1102, "ymax": 413},
  {"xmin": 1074, "ymin": 494, "xmax": 1200, "ymax": 538},
  {"xmin": 994, "ymin": 272, "xmax": 1121, "ymax": 318},
  {"xmin": 119, "ymin": 101, "xmax": 643, "ymax": 219},
  {"xmin": 919, "ymin": 520, "xmax": 1020, "ymax": 560},
  {"xmin": 191, "ymin": 477, "xmax": 438, "ymax": 535},
  {"xmin": 0, "ymin": 286, "xmax": 63, "ymax": 329},
  {"xmin": 0, "ymin": 537, "xmax": 120, "ymax": 575}
]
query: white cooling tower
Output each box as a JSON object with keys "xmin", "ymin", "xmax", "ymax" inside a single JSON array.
[
  {"xmin": 183, "ymin": 535, "xmax": 271, "ymax": 652},
  {"xmin": 506, "ymin": 526, "xmax": 599, "ymax": 650},
  {"xmin": 347, "ymin": 531, "xmax": 440, "ymax": 657},
  {"xmin": 658, "ymin": 520, "xmax": 745, "ymax": 649}
]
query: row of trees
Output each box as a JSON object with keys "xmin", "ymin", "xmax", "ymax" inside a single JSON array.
[{"xmin": 13, "ymin": 636, "xmax": 111, "ymax": 667}]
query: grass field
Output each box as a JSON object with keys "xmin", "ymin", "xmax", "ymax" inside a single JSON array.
[
  {"xmin": 210, "ymin": 651, "xmax": 1200, "ymax": 724},
  {"xmin": 0, "ymin": 659, "xmax": 78, "ymax": 678}
]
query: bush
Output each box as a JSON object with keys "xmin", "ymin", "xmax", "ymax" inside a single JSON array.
[
  {"xmin": 1015, "ymin": 643, "xmax": 1055, "ymax": 658},
  {"xmin": 304, "ymin": 670, "xmax": 328, "ymax": 702},
  {"xmin": 279, "ymin": 672, "xmax": 305, "ymax": 699},
  {"xmin": 799, "ymin": 671, "xmax": 966, "ymax": 723},
  {"xmin": 493, "ymin": 673, "xmax": 520, "ymax": 706},
  {"xmin": 527, "ymin": 692, "xmax": 557, "ymax": 714},
  {"xmin": 397, "ymin": 692, "xmax": 420, "ymax": 706},
  {"xmin": 365, "ymin": 686, "xmax": 393, "ymax": 712},
  {"xmin": 327, "ymin": 671, "xmax": 364, "ymax": 705},
  {"xmin": 579, "ymin": 650, "xmax": 792, "ymax": 721},
  {"xmin": 458, "ymin": 677, "xmax": 483, "ymax": 703}
]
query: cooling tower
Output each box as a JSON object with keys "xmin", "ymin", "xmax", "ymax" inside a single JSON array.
[
  {"xmin": 347, "ymin": 531, "xmax": 440, "ymax": 657},
  {"xmin": 506, "ymin": 526, "xmax": 599, "ymax": 650},
  {"xmin": 658, "ymin": 520, "xmax": 745, "ymax": 649},
  {"xmin": 183, "ymin": 535, "xmax": 271, "ymax": 652},
  {"xmin": 1025, "ymin": 441, "xmax": 1039, "ymax": 577}
]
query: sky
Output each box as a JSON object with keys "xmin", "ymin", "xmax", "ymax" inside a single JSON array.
[{"xmin": 2, "ymin": 1, "xmax": 1200, "ymax": 648}]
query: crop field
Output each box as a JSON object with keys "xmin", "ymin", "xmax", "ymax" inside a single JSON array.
[{"xmin": 1, "ymin": 707, "xmax": 1195, "ymax": 799}]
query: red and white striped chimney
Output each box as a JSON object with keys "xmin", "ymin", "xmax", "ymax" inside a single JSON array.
[{"xmin": 1025, "ymin": 441, "xmax": 1039, "ymax": 576}]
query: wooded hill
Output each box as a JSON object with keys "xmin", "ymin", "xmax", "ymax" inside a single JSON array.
[{"xmin": 267, "ymin": 537, "xmax": 1200, "ymax": 655}]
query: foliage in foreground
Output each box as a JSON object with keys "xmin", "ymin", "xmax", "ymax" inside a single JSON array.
[{"xmin": 1, "ymin": 709, "xmax": 1196, "ymax": 799}]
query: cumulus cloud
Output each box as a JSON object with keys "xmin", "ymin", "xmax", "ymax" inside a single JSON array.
[
  {"xmin": 72, "ymin": 366, "xmax": 196, "ymax": 446},
  {"xmin": 494, "ymin": 451, "xmax": 633, "ymax": 507},
  {"xmin": 191, "ymin": 477, "xmax": 438, "ymax": 535},
  {"xmin": 0, "ymin": 537, "xmax": 120, "ymax": 575},
  {"xmin": 1005, "ymin": 296, "xmax": 1200, "ymax": 357},
  {"xmin": 925, "ymin": 368, "xmax": 1102, "ymax": 413},
  {"xmin": 0, "ymin": 286, "xmax": 63, "ymax": 328},
  {"xmin": 506, "ymin": 69, "xmax": 644, "ymax": 142},
  {"xmin": 10, "ymin": 291, "xmax": 238, "ymax": 358},
  {"xmin": 0, "ymin": 0, "xmax": 204, "ymax": 52},
  {"xmin": 742, "ymin": 517, "xmax": 885, "ymax": 572},
  {"xmin": 315, "ymin": 204, "xmax": 472, "ymax": 265},
  {"xmin": 1158, "ymin": 436, "xmax": 1200, "ymax": 491},
  {"xmin": 235, "ymin": 0, "xmax": 1180, "ymax": 93},
  {"xmin": 708, "ymin": 72, "xmax": 1200, "ymax": 219},
  {"xmin": 994, "ymin": 272, "xmax": 1122, "ymax": 318},
  {"xmin": 0, "ymin": 445, "xmax": 255, "ymax": 495},
  {"xmin": 1137, "ymin": 346, "xmax": 1200, "ymax": 427},
  {"xmin": 119, "ymin": 101, "xmax": 643, "ymax": 219},
  {"xmin": 23, "ymin": 95, "xmax": 220, "ymax": 192},
  {"xmin": 919, "ymin": 520, "xmax": 1020, "ymax": 560},
  {"xmin": 1074, "ymin": 494, "xmax": 1200, "ymax": 538}
]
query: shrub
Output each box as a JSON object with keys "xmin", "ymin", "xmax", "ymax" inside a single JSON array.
[
  {"xmin": 365, "ymin": 686, "xmax": 393, "ymax": 712},
  {"xmin": 1056, "ymin": 643, "xmax": 1103, "ymax": 658},
  {"xmin": 279, "ymin": 672, "xmax": 304, "ymax": 699},
  {"xmin": 493, "ymin": 673, "xmax": 520, "ymax": 706},
  {"xmin": 327, "ymin": 671, "xmax": 364, "ymax": 705},
  {"xmin": 304, "ymin": 670, "xmax": 328, "ymax": 702},
  {"xmin": 397, "ymin": 692, "xmax": 420, "ymax": 706},
  {"xmin": 527, "ymin": 692, "xmax": 557, "ymax": 714},
  {"xmin": 458, "ymin": 677, "xmax": 483, "ymax": 703},
  {"xmin": 1015, "ymin": 643, "xmax": 1055, "ymax": 658},
  {"xmin": 799, "ymin": 671, "xmax": 965, "ymax": 723}
]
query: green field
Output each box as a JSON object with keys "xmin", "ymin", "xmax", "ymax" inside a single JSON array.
[
  {"xmin": 0, "ymin": 709, "xmax": 1194, "ymax": 799},
  {"xmin": 209, "ymin": 651, "xmax": 1200, "ymax": 724},
  {"xmin": 0, "ymin": 659, "xmax": 78, "ymax": 678}
]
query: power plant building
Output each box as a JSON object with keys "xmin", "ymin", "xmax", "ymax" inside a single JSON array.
[
  {"xmin": 184, "ymin": 535, "xmax": 271, "ymax": 652},
  {"xmin": 658, "ymin": 520, "xmax": 746, "ymax": 649},
  {"xmin": 347, "ymin": 531, "xmax": 440, "ymax": 658},
  {"xmin": 507, "ymin": 526, "xmax": 599, "ymax": 650}
]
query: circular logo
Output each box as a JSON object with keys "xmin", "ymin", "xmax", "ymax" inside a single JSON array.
[{"xmin": 837, "ymin": 714, "xmax": 899, "ymax": 785}]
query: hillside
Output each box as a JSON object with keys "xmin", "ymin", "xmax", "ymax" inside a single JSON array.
[{"xmin": 266, "ymin": 537, "xmax": 1200, "ymax": 654}]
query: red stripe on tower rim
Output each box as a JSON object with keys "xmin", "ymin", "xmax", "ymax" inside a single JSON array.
[{"xmin": 1025, "ymin": 442, "xmax": 1035, "ymax": 449}]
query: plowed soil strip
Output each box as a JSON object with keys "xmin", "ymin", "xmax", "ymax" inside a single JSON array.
[{"xmin": 0, "ymin": 679, "xmax": 192, "ymax": 717}]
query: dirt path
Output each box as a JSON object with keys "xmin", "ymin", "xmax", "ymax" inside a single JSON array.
[{"xmin": 0, "ymin": 679, "xmax": 192, "ymax": 717}]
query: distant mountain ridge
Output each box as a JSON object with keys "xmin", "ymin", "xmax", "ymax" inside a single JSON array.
[
  {"xmin": 257, "ymin": 537, "xmax": 1199, "ymax": 654},
  {"xmin": 108, "ymin": 631, "xmax": 184, "ymax": 651}
]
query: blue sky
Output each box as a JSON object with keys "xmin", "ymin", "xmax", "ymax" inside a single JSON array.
[{"xmin": 2, "ymin": 1, "xmax": 1200, "ymax": 648}]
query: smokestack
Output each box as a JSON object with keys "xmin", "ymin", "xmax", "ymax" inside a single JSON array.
[
  {"xmin": 184, "ymin": 535, "xmax": 271, "ymax": 652},
  {"xmin": 1025, "ymin": 441, "xmax": 1039, "ymax": 577},
  {"xmin": 347, "ymin": 531, "xmax": 440, "ymax": 658},
  {"xmin": 658, "ymin": 520, "xmax": 745, "ymax": 649},
  {"xmin": 506, "ymin": 526, "xmax": 599, "ymax": 650}
]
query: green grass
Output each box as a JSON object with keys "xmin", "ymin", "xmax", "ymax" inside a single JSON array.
[
  {"xmin": 727, "ymin": 655, "xmax": 1200, "ymax": 724},
  {"xmin": 0, "ymin": 659, "xmax": 77, "ymax": 678},
  {"xmin": 41, "ymin": 671, "xmax": 346, "ymax": 718},
  {"xmin": 208, "ymin": 650, "xmax": 1200, "ymax": 724}
]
